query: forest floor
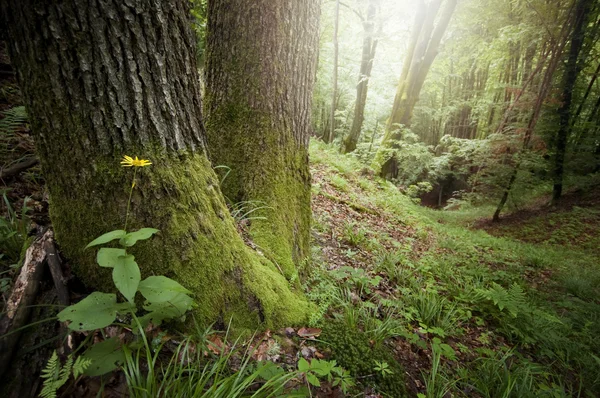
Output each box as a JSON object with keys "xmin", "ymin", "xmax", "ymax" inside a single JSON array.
[
  {"xmin": 306, "ymin": 141, "xmax": 600, "ymax": 397},
  {"xmin": 1, "ymin": 98, "xmax": 600, "ymax": 396}
]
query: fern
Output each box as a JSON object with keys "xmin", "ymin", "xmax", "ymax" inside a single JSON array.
[
  {"xmin": 40, "ymin": 351, "xmax": 90, "ymax": 398},
  {"xmin": 475, "ymin": 283, "xmax": 527, "ymax": 318},
  {"xmin": 0, "ymin": 106, "xmax": 27, "ymax": 134}
]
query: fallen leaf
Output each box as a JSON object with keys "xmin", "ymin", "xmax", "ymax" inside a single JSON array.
[{"xmin": 297, "ymin": 327, "xmax": 321, "ymax": 338}]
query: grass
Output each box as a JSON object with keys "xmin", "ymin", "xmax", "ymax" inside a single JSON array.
[{"xmin": 306, "ymin": 140, "xmax": 600, "ymax": 397}]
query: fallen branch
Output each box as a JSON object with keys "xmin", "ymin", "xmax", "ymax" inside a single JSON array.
[
  {"xmin": 0, "ymin": 157, "xmax": 39, "ymax": 179},
  {"xmin": 0, "ymin": 228, "xmax": 51, "ymax": 379},
  {"xmin": 44, "ymin": 233, "xmax": 69, "ymax": 307}
]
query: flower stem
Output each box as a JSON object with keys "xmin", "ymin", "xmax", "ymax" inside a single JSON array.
[{"xmin": 124, "ymin": 167, "xmax": 138, "ymax": 231}]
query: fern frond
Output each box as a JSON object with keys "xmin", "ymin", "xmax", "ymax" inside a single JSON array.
[
  {"xmin": 40, "ymin": 351, "xmax": 60, "ymax": 381},
  {"xmin": 73, "ymin": 356, "xmax": 92, "ymax": 379},
  {"xmin": 476, "ymin": 282, "xmax": 527, "ymax": 318},
  {"xmin": 40, "ymin": 351, "xmax": 77, "ymax": 398},
  {"xmin": 0, "ymin": 106, "xmax": 27, "ymax": 134}
]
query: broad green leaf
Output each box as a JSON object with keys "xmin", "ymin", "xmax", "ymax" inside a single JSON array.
[
  {"xmin": 307, "ymin": 372, "xmax": 321, "ymax": 387},
  {"xmin": 257, "ymin": 362, "xmax": 285, "ymax": 381},
  {"xmin": 86, "ymin": 230, "xmax": 126, "ymax": 249},
  {"xmin": 96, "ymin": 248, "xmax": 127, "ymax": 268},
  {"xmin": 57, "ymin": 292, "xmax": 118, "ymax": 331},
  {"xmin": 119, "ymin": 228, "xmax": 159, "ymax": 247},
  {"xmin": 137, "ymin": 310, "xmax": 176, "ymax": 329},
  {"xmin": 298, "ymin": 358, "xmax": 309, "ymax": 372},
  {"xmin": 143, "ymin": 292, "xmax": 193, "ymax": 319},
  {"xmin": 138, "ymin": 276, "xmax": 192, "ymax": 303},
  {"xmin": 112, "ymin": 255, "xmax": 140, "ymax": 303},
  {"xmin": 81, "ymin": 338, "xmax": 125, "ymax": 376}
]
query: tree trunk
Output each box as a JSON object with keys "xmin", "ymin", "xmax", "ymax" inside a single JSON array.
[
  {"xmin": 204, "ymin": 0, "xmax": 319, "ymax": 277},
  {"xmin": 324, "ymin": 0, "xmax": 340, "ymax": 144},
  {"xmin": 2, "ymin": 0, "xmax": 310, "ymax": 329},
  {"xmin": 552, "ymin": 0, "xmax": 592, "ymax": 204},
  {"xmin": 343, "ymin": 0, "xmax": 380, "ymax": 154},
  {"xmin": 374, "ymin": 0, "xmax": 457, "ymax": 178}
]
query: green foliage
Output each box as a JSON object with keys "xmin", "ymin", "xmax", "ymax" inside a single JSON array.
[
  {"xmin": 332, "ymin": 265, "xmax": 382, "ymax": 296},
  {"xmin": 298, "ymin": 357, "xmax": 355, "ymax": 393},
  {"xmin": 374, "ymin": 360, "xmax": 394, "ymax": 378},
  {"xmin": 474, "ymin": 283, "xmax": 527, "ymax": 318},
  {"xmin": 319, "ymin": 321, "xmax": 407, "ymax": 397},
  {"xmin": 418, "ymin": 341, "xmax": 455, "ymax": 398},
  {"xmin": 0, "ymin": 193, "xmax": 30, "ymax": 267},
  {"xmin": 40, "ymin": 351, "xmax": 91, "ymax": 398},
  {"xmin": 55, "ymin": 228, "xmax": 194, "ymax": 377},
  {"xmin": 341, "ymin": 222, "xmax": 369, "ymax": 247},
  {"xmin": 0, "ymin": 106, "xmax": 27, "ymax": 135},
  {"xmin": 119, "ymin": 322, "xmax": 347, "ymax": 397}
]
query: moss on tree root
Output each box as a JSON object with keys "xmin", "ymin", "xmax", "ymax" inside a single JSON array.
[
  {"xmin": 49, "ymin": 151, "xmax": 311, "ymax": 330},
  {"xmin": 205, "ymin": 102, "xmax": 311, "ymax": 280}
]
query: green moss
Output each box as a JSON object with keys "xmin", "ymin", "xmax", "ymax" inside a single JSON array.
[
  {"xmin": 204, "ymin": 98, "xmax": 311, "ymax": 281},
  {"xmin": 319, "ymin": 321, "xmax": 407, "ymax": 397},
  {"xmin": 48, "ymin": 150, "xmax": 310, "ymax": 331}
]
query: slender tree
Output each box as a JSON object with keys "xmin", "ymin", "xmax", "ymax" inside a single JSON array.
[
  {"xmin": 324, "ymin": 0, "xmax": 341, "ymax": 144},
  {"xmin": 375, "ymin": 0, "xmax": 458, "ymax": 178},
  {"xmin": 343, "ymin": 0, "xmax": 381, "ymax": 154},
  {"xmin": 2, "ymin": 0, "xmax": 310, "ymax": 329},
  {"xmin": 204, "ymin": 0, "xmax": 320, "ymax": 277},
  {"xmin": 552, "ymin": 0, "xmax": 593, "ymax": 204}
]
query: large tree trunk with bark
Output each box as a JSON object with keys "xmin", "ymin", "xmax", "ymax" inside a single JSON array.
[
  {"xmin": 374, "ymin": 0, "xmax": 457, "ymax": 178},
  {"xmin": 2, "ymin": 0, "xmax": 310, "ymax": 329},
  {"xmin": 204, "ymin": 0, "xmax": 319, "ymax": 278},
  {"xmin": 343, "ymin": 0, "xmax": 380, "ymax": 154}
]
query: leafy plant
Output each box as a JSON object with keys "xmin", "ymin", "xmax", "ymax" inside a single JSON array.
[
  {"xmin": 40, "ymin": 351, "xmax": 90, "ymax": 398},
  {"xmin": 55, "ymin": 228, "xmax": 194, "ymax": 375},
  {"xmin": 474, "ymin": 283, "xmax": 527, "ymax": 318},
  {"xmin": 374, "ymin": 360, "xmax": 393, "ymax": 378},
  {"xmin": 341, "ymin": 222, "xmax": 368, "ymax": 247},
  {"xmin": 298, "ymin": 358, "xmax": 355, "ymax": 394},
  {"xmin": 0, "ymin": 106, "xmax": 27, "ymax": 135},
  {"xmin": 332, "ymin": 266, "xmax": 381, "ymax": 295},
  {"xmin": 0, "ymin": 193, "xmax": 30, "ymax": 267}
]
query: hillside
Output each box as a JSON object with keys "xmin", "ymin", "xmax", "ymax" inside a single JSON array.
[{"xmin": 305, "ymin": 140, "xmax": 600, "ymax": 397}]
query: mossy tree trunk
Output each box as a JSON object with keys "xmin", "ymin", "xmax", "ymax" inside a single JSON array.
[
  {"xmin": 374, "ymin": 0, "xmax": 457, "ymax": 178},
  {"xmin": 2, "ymin": 0, "xmax": 310, "ymax": 330},
  {"xmin": 204, "ymin": 0, "xmax": 320, "ymax": 277}
]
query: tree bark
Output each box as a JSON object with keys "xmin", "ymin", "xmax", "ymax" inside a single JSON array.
[
  {"xmin": 2, "ymin": 0, "xmax": 310, "ymax": 329},
  {"xmin": 552, "ymin": 0, "xmax": 592, "ymax": 204},
  {"xmin": 204, "ymin": 0, "xmax": 319, "ymax": 278},
  {"xmin": 343, "ymin": 0, "xmax": 380, "ymax": 154},
  {"xmin": 324, "ymin": 0, "xmax": 340, "ymax": 144},
  {"xmin": 374, "ymin": 0, "xmax": 457, "ymax": 178}
]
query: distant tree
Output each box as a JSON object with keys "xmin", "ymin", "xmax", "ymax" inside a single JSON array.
[
  {"xmin": 324, "ymin": 0, "xmax": 341, "ymax": 144},
  {"xmin": 552, "ymin": 0, "xmax": 595, "ymax": 204},
  {"xmin": 204, "ymin": 0, "xmax": 320, "ymax": 277},
  {"xmin": 375, "ymin": 0, "xmax": 458, "ymax": 178},
  {"xmin": 2, "ymin": 0, "xmax": 310, "ymax": 328},
  {"xmin": 343, "ymin": 0, "xmax": 381, "ymax": 154}
]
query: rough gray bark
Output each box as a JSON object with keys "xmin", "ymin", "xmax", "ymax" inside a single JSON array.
[
  {"xmin": 204, "ymin": 0, "xmax": 320, "ymax": 277},
  {"xmin": 2, "ymin": 0, "xmax": 310, "ymax": 329}
]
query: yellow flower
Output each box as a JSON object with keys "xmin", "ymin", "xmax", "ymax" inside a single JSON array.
[{"xmin": 121, "ymin": 155, "xmax": 152, "ymax": 167}]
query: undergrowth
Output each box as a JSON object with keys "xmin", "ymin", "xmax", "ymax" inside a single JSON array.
[{"xmin": 305, "ymin": 140, "xmax": 600, "ymax": 397}]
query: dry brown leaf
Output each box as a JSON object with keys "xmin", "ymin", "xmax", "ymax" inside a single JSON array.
[{"xmin": 297, "ymin": 327, "xmax": 321, "ymax": 338}]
